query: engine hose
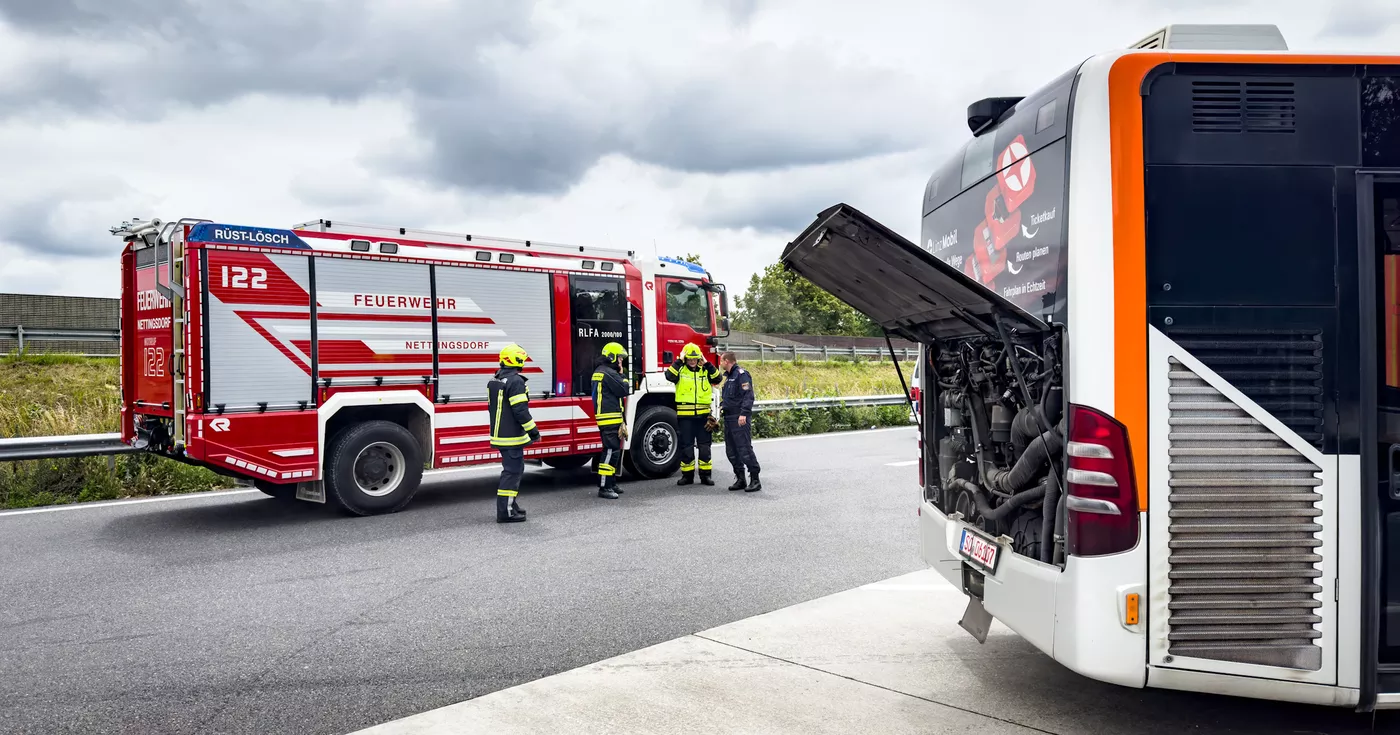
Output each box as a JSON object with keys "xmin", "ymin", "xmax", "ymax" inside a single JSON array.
[
  {"xmin": 964, "ymin": 393, "xmax": 997, "ymax": 490},
  {"xmin": 1010, "ymin": 407, "xmax": 1041, "ymax": 458},
  {"xmin": 951, "ymin": 478, "xmax": 1047, "ymax": 522},
  {"xmin": 986, "ymin": 425, "xmax": 1064, "ymax": 495},
  {"xmin": 1039, "ymin": 369, "xmax": 1057, "ymax": 425}
]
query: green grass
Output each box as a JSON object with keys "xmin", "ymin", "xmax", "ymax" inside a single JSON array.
[
  {"xmin": 727, "ymin": 359, "xmax": 915, "ymax": 439},
  {"xmin": 744, "ymin": 359, "xmax": 915, "ymax": 399},
  {"xmin": 0, "ymin": 355, "xmax": 915, "ymax": 508},
  {"xmin": 0, "ymin": 355, "xmax": 227, "ymax": 509}
]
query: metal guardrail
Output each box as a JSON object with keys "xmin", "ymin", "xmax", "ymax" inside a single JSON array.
[
  {"xmin": 0, "ymin": 433, "xmax": 135, "ymax": 462},
  {"xmin": 751, "ymin": 394, "xmax": 906, "ymax": 412},
  {"xmin": 1, "ymin": 326, "xmax": 120, "ymax": 357},
  {"xmin": 0, "ymin": 395, "xmax": 910, "ymax": 462},
  {"xmin": 716, "ymin": 343, "xmax": 916, "ymax": 362},
  {"xmin": 1, "ymin": 328, "xmax": 916, "ymax": 364}
]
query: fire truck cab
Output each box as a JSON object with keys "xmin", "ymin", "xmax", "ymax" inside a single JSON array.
[{"xmin": 114, "ymin": 217, "xmax": 729, "ymax": 515}]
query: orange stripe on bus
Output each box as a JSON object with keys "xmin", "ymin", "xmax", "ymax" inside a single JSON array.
[
  {"xmin": 1108, "ymin": 56, "xmax": 1154, "ymax": 508},
  {"xmin": 1107, "ymin": 50, "xmax": 1400, "ymax": 507}
]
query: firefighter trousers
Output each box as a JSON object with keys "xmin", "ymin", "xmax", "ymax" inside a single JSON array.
[
  {"xmin": 496, "ymin": 446, "xmax": 525, "ymax": 515},
  {"xmin": 723, "ymin": 416, "xmax": 760, "ymax": 480},
  {"xmin": 597, "ymin": 425, "xmax": 621, "ymax": 490},
  {"xmin": 678, "ymin": 415, "xmax": 713, "ymax": 479}
]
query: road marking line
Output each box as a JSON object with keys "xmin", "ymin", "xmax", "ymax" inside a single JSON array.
[
  {"xmin": 0, "ymin": 465, "xmax": 506, "ymax": 518},
  {"xmin": 884, "ymin": 460, "xmax": 918, "ymax": 467},
  {"xmin": 0, "ymin": 489, "xmax": 261, "ymax": 517},
  {"xmin": 750, "ymin": 426, "xmax": 914, "ymax": 445}
]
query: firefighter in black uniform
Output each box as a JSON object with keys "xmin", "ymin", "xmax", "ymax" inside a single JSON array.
[
  {"xmin": 719, "ymin": 351, "xmax": 761, "ymax": 492},
  {"xmin": 488, "ymin": 343, "xmax": 539, "ymax": 522},
  {"xmin": 592, "ymin": 341, "xmax": 631, "ymax": 500},
  {"xmin": 666, "ymin": 342, "xmax": 723, "ymax": 485}
]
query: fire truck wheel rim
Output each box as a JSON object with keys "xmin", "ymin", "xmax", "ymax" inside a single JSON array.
[
  {"xmin": 353, "ymin": 441, "xmax": 406, "ymax": 498},
  {"xmin": 643, "ymin": 423, "xmax": 676, "ymax": 465}
]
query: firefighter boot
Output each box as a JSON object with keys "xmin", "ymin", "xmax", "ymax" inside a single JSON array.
[
  {"xmin": 728, "ymin": 473, "xmax": 747, "ymax": 491},
  {"xmin": 677, "ymin": 471, "xmax": 694, "ymax": 486},
  {"xmin": 745, "ymin": 473, "xmax": 762, "ymax": 493},
  {"xmin": 599, "ymin": 486, "xmax": 619, "ymax": 500},
  {"xmin": 700, "ymin": 469, "xmax": 715, "ymax": 486},
  {"xmin": 497, "ymin": 496, "xmax": 526, "ymax": 523}
]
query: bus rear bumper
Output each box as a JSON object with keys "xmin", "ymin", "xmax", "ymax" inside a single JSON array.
[{"xmin": 920, "ymin": 500, "xmax": 1148, "ymax": 689}]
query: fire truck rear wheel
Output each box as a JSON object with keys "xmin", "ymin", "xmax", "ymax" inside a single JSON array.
[
  {"xmin": 324, "ymin": 420, "xmax": 424, "ymax": 516},
  {"xmin": 628, "ymin": 405, "xmax": 679, "ymax": 479}
]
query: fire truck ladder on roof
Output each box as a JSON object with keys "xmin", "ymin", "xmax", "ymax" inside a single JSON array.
[{"xmin": 291, "ymin": 220, "xmax": 637, "ymax": 261}]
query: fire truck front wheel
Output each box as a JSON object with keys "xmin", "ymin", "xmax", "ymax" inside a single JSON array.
[
  {"xmin": 628, "ymin": 405, "xmax": 679, "ymax": 479},
  {"xmin": 324, "ymin": 420, "xmax": 424, "ymax": 516}
]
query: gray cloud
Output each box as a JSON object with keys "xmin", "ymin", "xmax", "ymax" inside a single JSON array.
[
  {"xmin": 0, "ymin": 0, "xmax": 166, "ymax": 31},
  {"xmin": 0, "ymin": 1, "xmax": 534, "ymax": 118},
  {"xmin": 0, "ymin": 0, "xmax": 929, "ymax": 196},
  {"xmin": 685, "ymin": 148, "xmax": 937, "ymax": 237},
  {"xmin": 700, "ymin": 186, "xmax": 845, "ymax": 234},
  {"xmin": 0, "ymin": 179, "xmax": 157, "ymax": 257},
  {"xmin": 1320, "ymin": 0, "xmax": 1399, "ymax": 39},
  {"xmin": 712, "ymin": 0, "xmax": 759, "ymax": 19}
]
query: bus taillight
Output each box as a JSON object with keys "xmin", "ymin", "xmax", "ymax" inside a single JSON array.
[{"xmin": 1064, "ymin": 404, "xmax": 1139, "ymax": 557}]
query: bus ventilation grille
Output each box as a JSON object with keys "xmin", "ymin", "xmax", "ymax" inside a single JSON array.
[
  {"xmin": 1165, "ymin": 357, "xmax": 1324, "ymax": 671},
  {"xmin": 1191, "ymin": 79, "xmax": 1297, "ymax": 134},
  {"xmin": 1165, "ymin": 330, "xmax": 1324, "ymax": 449}
]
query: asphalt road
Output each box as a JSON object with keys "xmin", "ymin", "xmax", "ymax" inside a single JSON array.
[{"xmin": 0, "ymin": 428, "xmax": 926, "ymax": 735}]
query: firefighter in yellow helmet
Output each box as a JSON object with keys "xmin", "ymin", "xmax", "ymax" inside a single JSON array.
[
  {"xmin": 664, "ymin": 342, "xmax": 722, "ymax": 485},
  {"xmin": 592, "ymin": 341, "xmax": 632, "ymax": 499},
  {"xmin": 488, "ymin": 343, "xmax": 539, "ymax": 522}
]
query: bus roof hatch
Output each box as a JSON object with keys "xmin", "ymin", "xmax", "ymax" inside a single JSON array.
[{"xmin": 1130, "ymin": 24, "xmax": 1288, "ymax": 51}]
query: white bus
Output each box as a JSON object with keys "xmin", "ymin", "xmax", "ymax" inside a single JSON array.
[{"xmin": 784, "ymin": 24, "xmax": 1400, "ymax": 711}]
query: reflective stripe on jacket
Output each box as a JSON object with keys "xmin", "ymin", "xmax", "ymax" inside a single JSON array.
[
  {"xmin": 592, "ymin": 361, "xmax": 631, "ymax": 426},
  {"xmin": 487, "ymin": 367, "xmax": 536, "ymax": 447},
  {"xmin": 665, "ymin": 359, "xmax": 721, "ymax": 416}
]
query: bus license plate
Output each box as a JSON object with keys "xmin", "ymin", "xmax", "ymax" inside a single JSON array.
[{"xmin": 959, "ymin": 528, "xmax": 1000, "ymax": 573}]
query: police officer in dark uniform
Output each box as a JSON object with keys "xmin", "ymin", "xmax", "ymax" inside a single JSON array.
[
  {"xmin": 592, "ymin": 341, "xmax": 631, "ymax": 500},
  {"xmin": 719, "ymin": 351, "xmax": 761, "ymax": 492},
  {"xmin": 488, "ymin": 343, "xmax": 539, "ymax": 522}
]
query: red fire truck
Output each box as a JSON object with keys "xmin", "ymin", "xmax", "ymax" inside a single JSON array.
[{"xmin": 112, "ymin": 217, "xmax": 730, "ymax": 515}]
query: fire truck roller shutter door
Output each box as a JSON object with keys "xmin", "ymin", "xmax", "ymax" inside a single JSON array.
[
  {"xmin": 312, "ymin": 258, "xmax": 434, "ymax": 382},
  {"xmin": 434, "ymin": 266, "xmax": 554, "ymax": 401},
  {"xmin": 206, "ymin": 251, "xmax": 314, "ymax": 409}
]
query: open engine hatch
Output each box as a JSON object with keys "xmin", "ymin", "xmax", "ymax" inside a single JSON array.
[{"xmin": 781, "ymin": 203, "xmax": 1048, "ymax": 343}]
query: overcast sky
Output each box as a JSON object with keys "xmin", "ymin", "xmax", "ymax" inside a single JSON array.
[{"xmin": 0, "ymin": 0, "xmax": 1394, "ymax": 301}]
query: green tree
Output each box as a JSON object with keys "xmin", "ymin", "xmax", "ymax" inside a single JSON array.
[
  {"xmin": 732, "ymin": 263, "xmax": 880, "ymax": 336},
  {"xmin": 681, "ymin": 253, "xmax": 704, "ymax": 266}
]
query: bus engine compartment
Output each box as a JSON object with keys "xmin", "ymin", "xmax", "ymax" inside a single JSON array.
[{"xmin": 931, "ymin": 331, "xmax": 1065, "ymax": 564}]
